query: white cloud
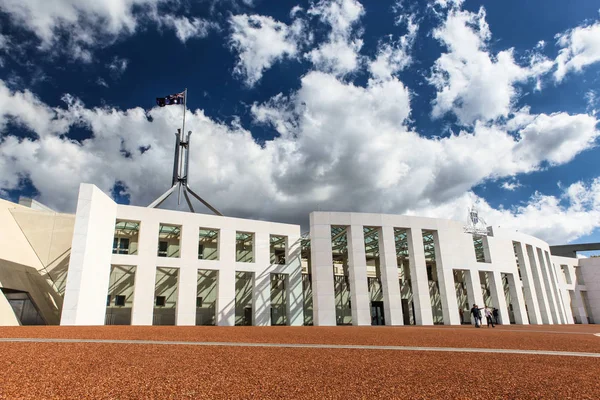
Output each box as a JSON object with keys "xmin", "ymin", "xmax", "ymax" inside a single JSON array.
[
  {"xmin": 429, "ymin": 7, "xmax": 553, "ymax": 125},
  {"xmin": 0, "ymin": 70, "xmax": 599, "ymax": 243},
  {"xmin": 159, "ymin": 15, "xmax": 218, "ymax": 43},
  {"xmin": 586, "ymin": 90, "xmax": 598, "ymax": 116},
  {"xmin": 432, "ymin": 0, "xmax": 464, "ymax": 9},
  {"xmin": 0, "ymin": 33, "xmax": 7, "ymax": 67},
  {"xmin": 229, "ymin": 14, "xmax": 305, "ymax": 87},
  {"xmin": 107, "ymin": 56, "xmax": 128, "ymax": 77},
  {"xmin": 306, "ymin": 0, "xmax": 365, "ymax": 76},
  {"xmin": 0, "ymin": 0, "xmax": 163, "ymax": 58},
  {"xmin": 555, "ymin": 20, "xmax": 600, "ymax": 82},
  {"xmin": 501, "ymin": 179, "xmax": 522, "ymax": 191},
  {"xmin": 512, "ymin": 111, "xmax": 599, "ymax": 166},
  {"xmin": 410, "ymin": 179, "xmax": 600, "ymax": 245},
  {"xmin": 535, "ymin": 40, "xmax": 546, "ymax": 50},
  {"xmin": 0, "ymin": 32, "xmax": 8, "ymax": 51},
  {"xmin": 369, "ymin": 16, "xmax": 418, "ymax": 81},
  {"xmin": 96, "ymin": 77, "xmax": 109, "ymax": 88},
  {"xmin": 0, "ymin": 0, "xmax": 218, "ymax": 60}
]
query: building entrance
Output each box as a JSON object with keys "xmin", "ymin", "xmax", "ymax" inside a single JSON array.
[{"xmin": 371, "ymin": 301, "xmax": 385, "ymax": 325}]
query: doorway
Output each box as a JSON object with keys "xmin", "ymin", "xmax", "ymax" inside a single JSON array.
[{"xmin": 371, "ymin": 301, "xmax": 385, "ymax": 325}]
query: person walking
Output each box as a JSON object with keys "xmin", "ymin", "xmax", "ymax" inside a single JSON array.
[
  {"xmin": 470, "ymin": 304, "xmax": 482, "ymax": 328},
  {"xmin": 485, "ymin": 307, "xmax": 495, "ymax": 328},
  {"xmin": 492, "ymin": 308, "xmax": 499, "ymax": 325}
]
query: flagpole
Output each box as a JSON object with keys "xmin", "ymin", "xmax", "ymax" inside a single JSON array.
[
  {"xmin": 177, "ymin": 89, "xmax": 187, "ymax": 206},
  {"xmin": 182, "ymin": 88, "xmax": 187, "ymax": 136}
]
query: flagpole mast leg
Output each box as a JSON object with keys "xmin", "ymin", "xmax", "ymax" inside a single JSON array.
[
  {"xmin": 149, "ymin": 183, "xmax": 178, "ymax": 208},
  {"xmin": 183, "ymin": 189, "xmax": 195, "ymax": 213},
  {"xmin": 186, "ymin": 185, "xmax": 223, "ymax": 216}
]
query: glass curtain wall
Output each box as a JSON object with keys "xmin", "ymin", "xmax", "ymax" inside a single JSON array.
[
  {"xmin": 395, "ymin": 228, "xmax": 414, "ymax": 325},
  {"xmin": 105, "ymin": 265, "xmax": 136, "ymax": 325},
  {"xmin": 153, "ymin": 267, "xmax": 178, "ymax": 325},
  {"xmin": 331, "ymin": 226, "xmax": 351, "ymax": 325},
  {"xmin": 196, "ymin": 269, "xmax": 217, "ymax": 325},
  {"xmin": 423, "ymin": 230, "xmax": 443, "ymax": 324}
]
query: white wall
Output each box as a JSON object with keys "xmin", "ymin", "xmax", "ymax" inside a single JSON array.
[
  {"xmin": 579, "ymin": 257, "xmax": 600, "ymax": 324},
  {"xmin": 309, "ymin": 212, "xmax": 567, "ymax": 326},
  {"xmin": 62, "ymin": 184, "xmax": 303, "ymax": 327},
  {"xmin": 61, "ymin": 184, "xmax": 118, "ymax": 325}
]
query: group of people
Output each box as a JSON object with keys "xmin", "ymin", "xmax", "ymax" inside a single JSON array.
[{"xmin": 469, "ymin": 304, "xmax": 499, "ymax": 328}]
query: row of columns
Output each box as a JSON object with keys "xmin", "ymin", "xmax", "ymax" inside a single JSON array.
[
  {"xmin": 514, "ymin": 242, "xmax": 570, "ymax": 325},
  {"xmin": 560, "ymin": 264, "xmax": 589, "ymax": 324},
  {"xmin": 311, "ymin": 223, "xmax": 533, "ymax": 326},
  {"xmin": 125, "ymin": 223, "xmax": 304, "ymax": 326}
]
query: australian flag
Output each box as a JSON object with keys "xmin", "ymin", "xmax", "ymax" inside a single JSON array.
[{"xmin": 156, "ymin": 91, "xmax": 185, "ymax": 107}]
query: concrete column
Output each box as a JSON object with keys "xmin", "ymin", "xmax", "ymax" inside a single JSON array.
[
  {"xmin": 561, "ymin": 288, "xmax": 575, "ymax": 324},
  {"xmin": 253, "ymin": 271, "xmax": 271, "ymax": 326},
  {"xmin": 216, "ymin": 228, "xmax": 236, "ymax": 326},
  {"xmin": 433, "ymin": 231, "xmax": 460, "ymax": 326},
  {"xmin": 309, "ymin": 221, "xmax": 336, "ymax": 326},
  {"xmin": 252, "ymin": 232, "xmax": 271, "ymax": 326},
  {"xmin": 406, "ymin": 227, "xmax": 433, "ymax": 326},
  {"xmin": 176, "ymin": 266, "xmax": 197, "ymax": 326},
  {"xmin": 379, "ymin": 226, "xmax": 403, "ymax": 325},
  {"xmin": 560, "ymin": 265, "xmax": 576, "ymax": 324},
  {"xmin": 506, "ymin": 273, "xmax": 528, "ymax": 325},
  {"xmin": 573, "ymin": 289, "xmax": 589, "ymax": 324},
  {"xmin": 536, "ymin": 248, "xmax": 560, "ymax": 324},
  {"xmin": 61, "ymin": 184, "xmax": 118, "ymax": 325},
  {"xmin": 346, "ymin": 225, "xmax": 371, "ymax": 326},
  {"xmin": 131, "ymin": 219, "xmax": 159, "ymax": 326},
  {"xmin": 514, "ymin": 242, "xmax": 542, "ymax": 325},
  {"xmin": 286, "ymin": 235, "xmax": 304, "ymax": 326},
  {"xmin": 488, "ymin": 271, "xmax": 510, "ymax": 325},
  {"xmin": 527, "ymin": 245, "xmax": 552, "ymax": 324},
  {"xmin": 545, "ymin": 253, "xmax": 567, "ymax": 324},
  {"xmin": 175, "ymin": 224, "xmax": 199, "ymax": 326},
  {"xmin": 131, "ymin": 266, "xmax": 157, "ymax": 326},
  {"xmin": 464, "ymin": 269, "xmax": 485, "ymax": 324}
]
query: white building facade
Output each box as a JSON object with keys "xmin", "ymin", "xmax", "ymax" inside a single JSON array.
[
  {"xmin": 308, "ymin": 212, "xmax": 590, "ymax": 326},
  {"xmin": 60, "ymin": 184, "xmax": 304, "ymax": 327},
  {"xmin": 2, "ymin": 182, "xmax": 593, "ymax": 327}
]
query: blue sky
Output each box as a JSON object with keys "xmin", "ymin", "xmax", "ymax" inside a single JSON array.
[{"xmin": 0, "ymin": 0, "xmax": 599, "ymax": 245}]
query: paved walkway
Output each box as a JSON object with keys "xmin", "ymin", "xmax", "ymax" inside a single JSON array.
[{"xmin": 1, "ymin": 337, "xmax": 599, "ymax": 358}]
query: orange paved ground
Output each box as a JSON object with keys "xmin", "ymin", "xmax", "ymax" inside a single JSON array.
[{"xmin": 1, "ymin": 325, "xmax": 599, "ymax": 399}]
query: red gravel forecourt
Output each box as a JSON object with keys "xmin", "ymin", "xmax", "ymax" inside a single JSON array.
[{"xmin": 0, "ymin": 325, "xmax": 599, "ymax": 399}]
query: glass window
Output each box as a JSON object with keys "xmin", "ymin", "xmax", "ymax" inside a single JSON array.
[
  {"xmin": 270, "ymin": 235, "xmax": 286, "ymax": 264},
  {"xmin": 473, "ymin": 236, "xmax": 491, "ymax": 263},
  {"xmin": 118, "ymin": 238, "xmax": 130, "ymax": 254},
  {"xmin": 158, "ymin": 241, "xmax": 168, "ymax": 257},
  {"xmin": 113, "ymin": 220, "xmax": 140, "ymax": 255},
  {"xmin": 156, "ymin": 296, "xmax": 166, "ymax": 307},
  {"xmin": 199, "ymin": 228, "xmax": 219, "ymax": 260},
  {"xmin": 236, "ymin": 232, "xmax": 254, "ymax": 262},
  {"xmin": 115, "ymin": 295, "xmax": 126, "ymax": 306},
  {"xmin": 157, "ymin": 224, "xmax": 181, "ymax": 258}
]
